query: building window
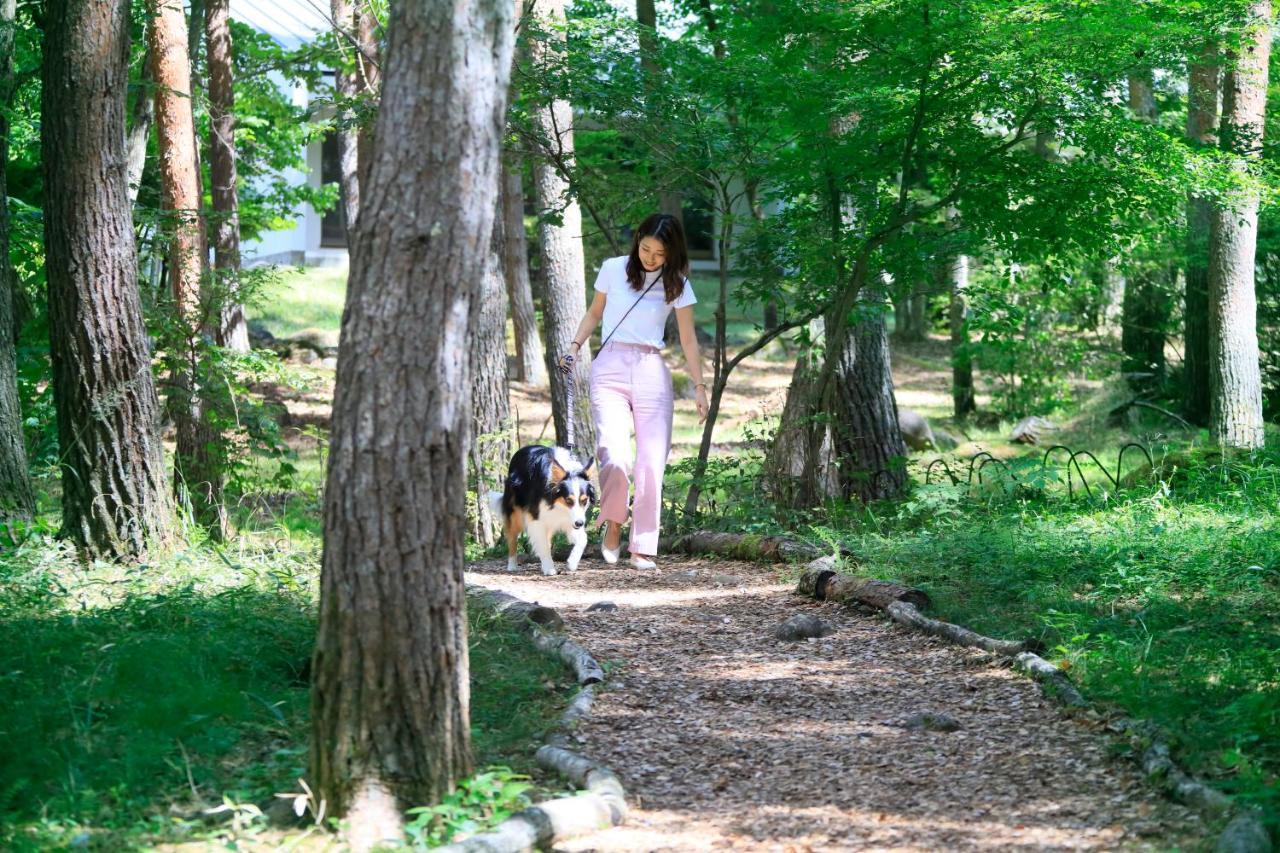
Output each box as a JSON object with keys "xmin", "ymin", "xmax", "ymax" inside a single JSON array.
[
  {"xmin": 320, "ymin": 131, "xmax": 347, "ymax": 248},
  {"xmin": 684, "ymin": 195, "xmax": 714, "ymax": 259}
]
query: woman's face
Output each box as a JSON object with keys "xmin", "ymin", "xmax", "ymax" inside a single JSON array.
[{"xmin": 638, "ymin": 236, "xmax": 667, "ymax": 272}]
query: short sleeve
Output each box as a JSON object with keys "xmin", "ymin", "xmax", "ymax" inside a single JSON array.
[
  {"xmin": 673, "ymin": 277, "xmax": 697, "ymax": 309},
  {"xmin": 593, "ymin": 256, "xmax": 619, "ymax": 295}
]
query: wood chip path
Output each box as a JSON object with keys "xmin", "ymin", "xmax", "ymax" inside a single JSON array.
[{"xmin": 466, "ymin": 556, "xmax": 1206, "ymax": 852}]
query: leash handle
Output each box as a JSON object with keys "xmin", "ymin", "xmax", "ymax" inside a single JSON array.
[{"xmin": 558, "ymin": 277, "xmax": 662, "ymax": 451}]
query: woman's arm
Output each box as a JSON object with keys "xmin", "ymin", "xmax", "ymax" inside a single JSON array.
[
  {"xmin": 675, "ymin": 305, "xmax": 709, "ymax": 422},
  {"xmin": 558, "ymin": 291, "xmax": 607, "ymax": 370}
]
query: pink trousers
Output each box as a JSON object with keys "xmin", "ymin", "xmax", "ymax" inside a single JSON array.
[{"xmin": 589, "ymin": 342, "xmax": 674, "ymax": 556}]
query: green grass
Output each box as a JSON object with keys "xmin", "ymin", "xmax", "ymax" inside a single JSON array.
[
  {"xmin": 670, "ymin": 438, "xmax": 1280, "ymax": 832},
  {"xmin": 1, "ymin": 452, "xmax": 573, "ymax": 849},
  {"xmin": 247, "ymin": 264, "xmax": 348, "ymax": 343}
]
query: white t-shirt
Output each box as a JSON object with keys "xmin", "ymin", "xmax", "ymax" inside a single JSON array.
[{"xmin": 593, "ymin": 255, "xmax": 697, "ymax": 349}]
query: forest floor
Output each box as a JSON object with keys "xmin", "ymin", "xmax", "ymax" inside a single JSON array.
[{"xmin": 466, "ymin": 557, "xmax": 1205, "ymax": 851}]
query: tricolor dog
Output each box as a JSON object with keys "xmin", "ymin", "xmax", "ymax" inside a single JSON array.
[{"xmin": 489, "ymin": 446, "xmax": 596, "ymax": 575}]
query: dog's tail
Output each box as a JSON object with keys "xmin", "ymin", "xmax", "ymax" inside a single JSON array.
[{"xmin": 486, "ymin": 490, "xmax": 505, "ymax": 520}]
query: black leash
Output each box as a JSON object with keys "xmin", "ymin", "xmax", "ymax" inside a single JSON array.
[{"xmin": 559, "ymin": 276, "xmax": 662, "ymax": 451}]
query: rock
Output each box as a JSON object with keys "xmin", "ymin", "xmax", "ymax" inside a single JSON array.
[
  {"xmin": 1215, "ymin": 812, "xmax": 1272, "ymax": 853},
  {"xmin": 773, "ymin": 614, "xmax": 835, "ymax": 641},
  {"xmin": 526, "ymin": 605, "xmax": 565, "ymax": 631},
  {"xmin": 675, "ymin": 569, "xmax": 699, "ymax": 579},
  {"xmin": 904, "ymin": 711, "xmax": 961, "ymax": 732},
  {"xmin": 711, "ymin": 573, "xmax": 743, "ymax": 586},
  {"xmin": 898, "ymin": 408, "xmax": 938, "ymax": 452},
  {"xmin": 320, "ymin": 356, "xmax": 338, "ymax": 369},
  {"xmin": 1010, "ymin": 416, "xmax": 1058, "ymax": 445},
  {"xmin": 247, "ymin": 320, "xmax": 277, "ymax": 348},
  {"xmin": 587, "ymin": 601, "xmax": 618, "ymax": 613}
]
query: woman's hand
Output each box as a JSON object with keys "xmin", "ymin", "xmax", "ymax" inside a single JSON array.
[
  {"xmin": 695, "ymin": 384, "xmax": 709, "ymax": 422},
  {"xmin": 557, "ymin": 352, "xmax": 576, "ymax": 375}
]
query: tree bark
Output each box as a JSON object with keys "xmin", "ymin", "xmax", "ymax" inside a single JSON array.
[
  {"xmin": 355, "ymin": 3, "xmax": 380, "ymax": 193},
  {"xmin": 206, "ymin": 0, "xmax": 248, "ymax": 352},
  {"xmin": 1209, "ymin": 4, "xmax": 1270, "ymax": 450},
  {"xmin": 1184, "ymin": 50, "xmax": 1219, "ymax": 427},
  {"xmin": 947, "ymin": 248, "xmax": 975, "ymax": 418},
  {"xmin": 309, "ymin": 1, "xmax": 512, "ymax": 848},
  {"xmin": 126, "ymin": 47, "xmax": 154, "ymax": 206},
  {"xmin": 43, "ymin": 0, "xmax": 174, "ymax": 557},
  {"xmin": 503, "ymin": 156, "xmax": 546, "ymax": 384},
  {"xmin": 150, "ymin": 0, "xmax": 225, "ymax": 538},
  {"xmin": 0, "ymin": 0, "xmax": 35, "ymax": 519},
  {"xmin": 530, "ymin": 0, "xmax": 593, "ymax": 451},
  {"xmin": 470, "ymin": 197, "xmax": 513, "ymax": 547}
]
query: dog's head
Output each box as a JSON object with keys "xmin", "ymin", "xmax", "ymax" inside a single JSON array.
[{"xmin": 548, "ymin": 448, "xmax": 596, "ymax": 530}]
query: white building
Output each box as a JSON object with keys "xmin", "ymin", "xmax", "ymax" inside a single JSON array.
[{"xmin": 231, "ymin": 0, "xmax": 347, "ymax": 267}]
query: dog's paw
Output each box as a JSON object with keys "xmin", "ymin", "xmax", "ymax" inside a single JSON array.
[
  {"xmin": 505, "ymin": 557, "xmax": 519, "ymax": 572},
  {"xmin": 540, "ymin": 565, "xmax": 559, "ymax": 576},
  {"xmin": 566, "ymin": 562, "xmax": 580, "ymax": 573}
]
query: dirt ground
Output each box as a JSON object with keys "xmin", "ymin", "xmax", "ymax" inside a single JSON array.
[{"xmin": 467, "ymin": 558, "xmax": 1205, "ymax": 852}]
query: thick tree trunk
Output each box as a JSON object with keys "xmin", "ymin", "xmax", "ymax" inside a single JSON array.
[
  {"xmin": 206, "ymin": 0, "xmax": 248, "ymax": 352},
  {"xmin": 0, "ymin": 0, "xmax": 34, "ymax": 518},
  {"xmin": 1209, "ymin": 6, "xmax": 1270, "ymax": 450},
  {"xmin": 764, "ymin": 306, "xmax": 907, "ymax": 507},
  {"xmin": 503, "ymin": 157, "xmax": 546, "ymax": 384},
  {"xmin": 150, "ymin": 0, "xmax": 225, "ymax": 538},
  {"xmin": 310, "ymin": 1, "xmax": 512, "ymax": 849},
  {"xmin": 470, "ymin": 199, "xmax": 513, "ymax": 547},
  {"xmin": 1184, "ymin": 50, "xmax": 1219, "ymax": 427},
  {"xmin": 948, "ymin": 250, "xmax": 975, "ymax": 418},
  {"xmin": 126, "ymin": 47, "xmax": 154, "ymax": 206},
  {"xmin": 530, "ymin": 0, "xmax": 593, "ymax": 452},
  {"xmin": 43, "ymin": 0, "xmax": 174, "ymax": 557}
]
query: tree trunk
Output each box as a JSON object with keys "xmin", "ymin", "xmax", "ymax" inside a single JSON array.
[
  {"xmin": 150, "ymin": 0, "xmax": 225, "ymax": 539},
  {"xmin": 530, "ymin": 0, "xmax": 593, "ymax": 452},
  {"xmin": 470, "ymin": 198, "xmax": 513, "ymax": 547},
  {"xmin": 206, "ymin": 0, "xmax": 248, "ymax": 352},
  {"xmin": 43, "ymin": 0, "xmax": 174, "ymax": 557},
  {"xmin": 948, "ymin": 249, "xmax": 975, "ymax": 418},
  {"xmin": 832, "ymin": 305, "xmax": 908, "ymax": 502},
  {"xmin": 764, "ymin": 306, "xmax": 907, "ymax": 507},
  {"xmin": 1209, "ymin": 5, "xmax": 1270, "ymax": 450},
  {"xmin": 0, "ymin": 0, "xmax": 35, "ymax": 519},
  {"xmin": 310, "ymin": 1, "xmax": 512, "ymax": 848},
  {"xmin": 332, "ymin": 0, "xmax": 360, "ymax": 235},
  {"xmin": 126, "ymin": 47, "xmax": 154, "ymax": 206},
  {"xmin": 355, "ymin": 3, "xmax": 380, "ymax": 192},
  {"xmin": 503, "ymin": 157, "xmax": 546, "ymax": 385},
  {"xmin": 1184, "ymin": 49, "xmax": 1219, "ymax": 426}
]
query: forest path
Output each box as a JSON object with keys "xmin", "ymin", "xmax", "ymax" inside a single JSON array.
[{"xmin": 466, "ymin": 556, "xmax": 1204, "ymax": 852}]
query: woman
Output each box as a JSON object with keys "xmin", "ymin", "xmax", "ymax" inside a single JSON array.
[{"xmin": 560, "ymin": 214, "xmax": 709, "ymax": 570}]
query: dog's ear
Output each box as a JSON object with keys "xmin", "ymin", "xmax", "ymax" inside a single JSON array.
[
  {"xmin": 549, "ymin": 459, "xmax": 568, "ymax": 483},
  {"xmin": 581, "ymin": 456, "xmax": 595, "ymax": 477}
]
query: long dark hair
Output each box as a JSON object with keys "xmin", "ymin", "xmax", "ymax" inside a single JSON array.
[{"xmin": 625, "ymin": 213, "xmax": 689, "ymax": 304}]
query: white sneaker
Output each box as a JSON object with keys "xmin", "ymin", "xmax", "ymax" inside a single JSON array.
[{"xmin": 630, "ymin": 554, "xmax": 657, "ymax": 570}]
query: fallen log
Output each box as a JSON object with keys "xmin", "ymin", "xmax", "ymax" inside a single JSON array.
[
  {"xmin": 466, "ymin": 586, "xmax": 564, "ymax": 631},
  {"xmin": 797, "ymin": 559, "xmax": 931, "ymax": 610},
  {"xmin": 1013, "ymin": 652, "xmax": 1088, "ymax": 707},
  {"xmin": 530, "ymin": 629, "xmax": 604, "ymax": 686},
  {"xmin": 665, "ymin": 530, "xmax": 829, "ymax": 563},
  {"xmin": 887, "ymin": 601, "xmax": 1029, "ymax": 656}
]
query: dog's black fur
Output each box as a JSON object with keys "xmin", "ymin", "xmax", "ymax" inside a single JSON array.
[
  {"xmin": 493, "ymin": 445, "xmax": 596, "ymax": 575},
  {"xmin": 500, "ymin": 445, "xmax": 596, "ymax": 520}
]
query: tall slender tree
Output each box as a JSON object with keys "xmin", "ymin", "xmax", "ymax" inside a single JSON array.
[
  {"xmin": 1184, "ymin": 48, "xmax": 1219, "ymax": 425},
  {"xmin": 149, "ymin": 0, "xmax": 225, "ymax": 537},
  {"xmin": 946, "ymin": 209, "xmax": 975, "ymax": 418},
  {"xmin": 1209, "ymin": 1, "xmax": 1270, "ymax": 449},
  {"xmin": 0, "ymin": 0, "xmax": 34, "ymax": 518},
  {"xmin": 206, "ymin": 0, "xmax": 248, "ymax": 351},
  {"xmin": 126, "ymin": 47, "xmax": 154, "ymax": 206},
  {"xmin": 43, "ymin": 0, "xmax": 174, "ymax": 557},
  {"xmin": 470, "ymin": 199, "xmax": 513, "ymax": 546},
  {"xmin": 331, "ymin": 0, "xmax": 361, "ymax": 234},
  {"xmin": 355, "ymin": 2, "xmax": 380, "ymax": 190},
  {"xmin": 502, "ymin": 0, "xmax": 546, "ymax": 386},
  {"xmin": 309, "ymin": 0, "xmax": 512, "ymax": 848},
  {"xmin": 530, "ymin": 0, "xmax": 593, "ymax": 452}
]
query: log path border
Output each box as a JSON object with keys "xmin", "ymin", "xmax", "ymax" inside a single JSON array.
[
  {"xmin": 435, "ymin": 587, "xmax": 627, "ymax": 852},
  {"xmin": 680, "ymin": 529, "xmax": 1271, "ymax": 853}
]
